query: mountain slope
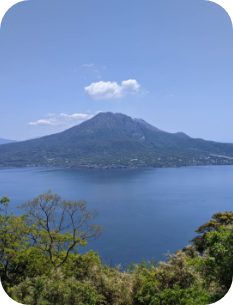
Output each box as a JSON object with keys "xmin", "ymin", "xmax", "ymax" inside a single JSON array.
[{"xmin": 0, "ymin": 112, "xmax": 233, "ymax": 168}]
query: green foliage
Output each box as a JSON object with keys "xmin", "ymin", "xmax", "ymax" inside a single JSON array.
[
  {"xmin": 202, "ymin": 226, "xmax": 233, "ymax": 291},
  {"xmin": 190, "ymin": 211, "xmax": 233, "ymax": 252},
  {"xmin": 8, "ymin": 269, "xmax": 102, "ymax": 305},
  {"xmin": 61, "ymin": 250, "xmax": 102, "ymax": 279},
  {"xmin": 149, "ymin": 286, "xmax": 212, "ymax": 305},
  {"xmin": 0, "ymin": 193, "xmax": 104, "ymax": 288},
  {"xmin": 0, "ymin": 198, "xmax": 31, "ymax": 287},
  {"xmin": 127, "ymin": 258, "xmax": 159, "ymax": 277},
  {"xmin": 153, "ymin": 251, "xmax": 197, "ymax": 291},
  {"xmin": 0, "ymin": 196, "xmax": 10, "ymax": 208},
  {"xmin": 136, "ymin": 284, "xmax": 220, "ymax": 305},
  {"xmin": 135, "ymin": 281, "xmax": 159, "ymax": 304},
  {"xmin": 89, "ymin": 267, "xmax": 134, "ymax": 304},
  {"xmin": 19, "ymin": 191, "xmax": 105, "ymax": 269},
  {"xmin": 1, "ymin": 194, "xmax": 232, "ymax": 305},
  {"xmin": 182, "ymin": 245, "xmax": 199, "ymax": 259}
]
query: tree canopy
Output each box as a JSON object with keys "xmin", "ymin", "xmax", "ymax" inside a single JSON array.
[
  {"xmin": 0, "ymin": 194, "xmax": 232, "ymax": 305},
  {"xmin": 190, "ymin": 211, "xmax": 233, "ymax": 252},
  {"xmin": 20, "ymin": 191, "xmax": 105, "ymax": 269}
]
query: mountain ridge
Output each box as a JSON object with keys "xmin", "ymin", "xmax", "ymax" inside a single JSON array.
[{"xmin": 0, "ymin": 112, "xmax": 233, "ymax": 168}]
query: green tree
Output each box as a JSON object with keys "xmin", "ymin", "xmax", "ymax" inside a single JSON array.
[
  {"xmin": 202, "ymin": 226, "xmax": 233, "ymax": 292},
  {"xmin": 0, "ymin": 197, "xmax": 30, "ymax": 286},
  {"xmin": 149, "ymin": 285, "xmax": 213, "ymax": 305},
  {"xmin": 190, "ymin": 211, "xmax": 233, "ymax": 252},
  {"xmin": 7, "ymin": 269, "xmax": 103, "ymax": 305},
  {"xmin": 0, "ymin": 193, "xmax": 105, "ymax": 290},
  {"xmin": 153, "ymin": 251, "xmax": 197, "ymax": 291},
  {"xmin": 19, "ymin": 191, "xmax": 105, "ymax": 269}
]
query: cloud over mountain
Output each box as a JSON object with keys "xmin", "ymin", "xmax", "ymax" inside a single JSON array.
[
  {"xmin": 84, "ymin": 79, "xmax": 140, "ymax": 100},
  {"xmin": 29, "ymin": 113, "xmax": 93, "ymax": 127}
]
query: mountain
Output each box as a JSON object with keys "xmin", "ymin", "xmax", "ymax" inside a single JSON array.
[
  {"xmin": 0, "ymin": 112, "xmax": 233, "ymax": 168},
  {"xmin": 0, "ymin": 138, "xmax": 17, "ymax": 145}
]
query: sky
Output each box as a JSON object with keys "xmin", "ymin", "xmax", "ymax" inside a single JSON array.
[{"xmin": 0, "ymin": 0, "xmax": 233, "ymax": 142}]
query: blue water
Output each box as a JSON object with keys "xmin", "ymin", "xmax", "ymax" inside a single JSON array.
[{"xmin": 0, "ymin": 166, "xmax": 233, "ymax": 267}]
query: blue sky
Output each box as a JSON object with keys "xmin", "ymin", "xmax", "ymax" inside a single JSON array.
[{"xmin": 0, "ymin": 0, "xmax": 233, "ymax": 142}]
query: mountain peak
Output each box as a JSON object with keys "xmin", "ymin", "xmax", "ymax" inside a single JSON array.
[
  {"xmin": 91, "ymin": 112, "xmax": 160, "ymax": 131},
  {"xmin": 94, "ymin": 111, "xmax": 133, "ymax": 122},
  {"xmin": 82, "ymin": 112, "xmax": 139, "ymax": 129},
  {"xmin": 1, "ymin": 111, "xmax": 233, "ymax": 169}
]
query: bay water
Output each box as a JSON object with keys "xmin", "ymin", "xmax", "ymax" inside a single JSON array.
[{"xmin": 0, "ymin": 165, "xmax": 233, "ymax": 267}]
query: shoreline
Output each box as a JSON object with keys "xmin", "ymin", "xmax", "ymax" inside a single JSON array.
[{"xmin": 0, "ymin": 163, "xmax": 233, "ymax": 171}]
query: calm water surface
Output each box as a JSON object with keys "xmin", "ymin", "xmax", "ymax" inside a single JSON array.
[{"xmin": 0, "ymin": 166, "xmax": 233, "ymax": 267}]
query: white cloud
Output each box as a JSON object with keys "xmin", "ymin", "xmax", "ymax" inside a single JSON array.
[
  {"xmin": 59, "ymin": 113, "xmax": 92, "ymax": 120},
  {"xmin": 45, "ymin": 113, "xmax": 56, "ymax": 117},
  {"xmin": 28, "ymin": 113, "xmax": 93, "ymax": 127},
  {"xmin": 84, "ymin": 79, "xmax": 140, "ymax": 100},
  {"xmin": 121, "ymin": 79, "xmax": 140, "ymax": 92},
  {"xmin": 29, "ymin": 119, "xmax": 56, "ymax": 126},
  {"xmin": 82, "ymin": 63, "xmax": 94, "ymax": 67},
  {"xmin": 81, "ymin": 64, "xmax": 106, "ymax": 80}
]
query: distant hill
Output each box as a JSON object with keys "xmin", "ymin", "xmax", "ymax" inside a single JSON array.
[
  {"xmin": 0, "ymin": 138, "xmax": 17, "ymax": 145},
  {"xmin": 0, "ymin": 112, "xmax": 233, "ymax": 168}
]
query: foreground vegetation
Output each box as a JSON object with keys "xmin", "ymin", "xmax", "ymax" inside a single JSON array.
[{"xmin": 0, "ymin": 193, "xmax": 233, "ymax": 304}]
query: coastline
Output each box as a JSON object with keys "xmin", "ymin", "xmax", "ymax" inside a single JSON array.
[{"xmin": 1, "ymin": 162, "xmax": 233, "ymax": 171}]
